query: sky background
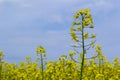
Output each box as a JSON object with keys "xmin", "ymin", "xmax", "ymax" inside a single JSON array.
[{"xmin": 0, "ymin": 0, "xmax": 120, "ymax": 63}]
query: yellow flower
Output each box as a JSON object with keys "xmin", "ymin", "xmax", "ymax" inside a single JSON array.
[
  {"xmin": 77, "ymin": 8, "xmax": 90, "ymax": 15},
  {"xmin": 84, "ymin": 33, "xmax": 88, "ymax": 39},
  {"xmin": 70, "ymin": 31, "xmax": 79, "ymax": 42},
  {"xmin": 74, "ymin": 13, "xmax": 79, "ymax": 19},
  {"xmin": 61, "ymin": 55, "xmax": 67, "ymax": 60},
  {"xmin": 95, "ymin": 74, "xmax": 104, "ymax": 80},
  {"xmin": 96, "ymin": 44, "xmax": 101, "ymax": 50},
  {"xmin": 82, "ymin": 19, "xmax": 91, "ymax": 27},
  {"xmin": 69, "ymin": 50, "xmax": 76, "ymax": 56},
  {"xmin": 84, "ymin": 8, "xmax": 90, "ymax": 14},
  {"xmin": 90, "ymin": 34, "xmax": 96, "ymax": 38},
  {"xmin": 36, "ymin": 46, "xmax": 46, "ymax": 56},
  {"xmin": 89, "ymin": 24, "xmax": 94, "ymax": 28},
  {"xmin": 72, "ymin": 22, "xmax": 80, "ymax": 25},
  {"xmin": 77, "ymin": 26, "xmax": 82, "ymax": 31},
  {"xmin": 26, "ymin": 56, "xmax": 31, "ymax": 60}
]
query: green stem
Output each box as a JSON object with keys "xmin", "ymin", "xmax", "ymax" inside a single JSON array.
[
  {"xmin": 80, "ymin": 15, "xmax": 85, "ymax": 80},
  {"xmin": 98, "ymin": 54, "xmax": 101, "ymax": 74},
  {"xmin": 40, "ymin": 54, "xmax": 44, "ymax": 80},
  {"xmin": 0, "ymin": 63, "xmax": 2, "ymax": 80}
]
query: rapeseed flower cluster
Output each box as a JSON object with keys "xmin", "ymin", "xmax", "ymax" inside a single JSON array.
[{"xmin": 0, "ymin": 49, "xmax": 120, "ymax": 80}]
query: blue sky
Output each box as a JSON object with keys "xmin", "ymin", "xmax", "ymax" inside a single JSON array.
[{"xmin": 0, "ymin": 0, "xmax": 120, "ymax": 63}]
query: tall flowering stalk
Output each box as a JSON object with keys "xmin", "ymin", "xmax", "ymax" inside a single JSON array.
[
  {"xmin": 36, "ymin": 46, "xmax": 46, "ymax": 80},
  {"xmin": 70, "ymin": 8, "xmax": 96, "ymax": 80}
]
